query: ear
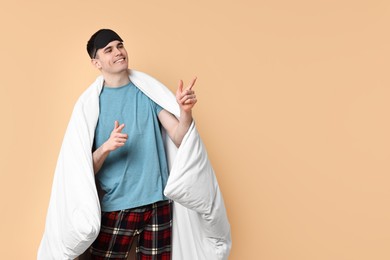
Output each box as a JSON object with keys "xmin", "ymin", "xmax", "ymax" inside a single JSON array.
[{"xmin": 91, "ymin": 59, "xmax": 102, "ymax": 70}]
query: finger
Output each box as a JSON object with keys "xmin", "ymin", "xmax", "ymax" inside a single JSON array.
[
  {"xmin": 113, "ymin": 123, "xmax": 125, "ymax": 133},
  {"xmin": 116, "ymin": 123, "xmax": 125, "ymax": 132},
  {"xmin": 177, "ymin": 89, "xmax": 195, "ymax": 99},
  {"xmin": 116, "ymin": 133, "xmax": 128, "ymax": 139},
  {"xmin": 115, "ymin": 137, "xmax": 128, "ymax": 143},
  {"xmin": 113, "ymin": 142, "xmax": 125, "ymax": 149},
  {"xmin": 188, "ymin": 76, "xmax": 197, "ymax": 90},
  {"xmin": 179, "ymin": 90, "xmax": 195, "ymax": 100},
  {"xmin": 184, "ymin": 98, "xmax": 197, "ymax": 104},
  {"xmin": 180, "ymin": 94, "xmax": 196, "ymax": 103},
  {"xmin": 114, "ymin": 120, "xmax": 119, "ymax": 129},
  {"xmin": 177, "ymin": 80, "xmax": 184, "ymax": 94}
]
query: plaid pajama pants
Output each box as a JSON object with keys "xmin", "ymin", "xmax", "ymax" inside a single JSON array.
[{"xmin": 90, "ymin": 200, "xmax": 172, "ymax": 260}]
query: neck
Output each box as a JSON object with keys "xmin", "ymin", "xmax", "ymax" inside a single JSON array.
[{"xmin": 102, "ymin": 70, "xmax": 130, "ymax": 87}]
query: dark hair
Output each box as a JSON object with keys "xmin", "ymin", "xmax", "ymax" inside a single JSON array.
[{"xmin": 86, "ymin": 29, "xmax": 123, "ymax": 59}]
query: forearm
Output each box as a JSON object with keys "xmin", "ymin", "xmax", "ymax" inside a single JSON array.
[
  {"xmin": 92, "ymin": 144, "xmax": 110, "ymax": 174},
  {"xmin": 161, "ymin": 76, "xmax": 197, "ymax": 147},
  {"xmin": 173, "ymin": 110, "xmax": 193, "ymax": 147}
]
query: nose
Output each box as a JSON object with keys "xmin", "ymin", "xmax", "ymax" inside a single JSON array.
[{"xmin": 113, "ymin": 47, "xmax": 122, "ymax": 56}]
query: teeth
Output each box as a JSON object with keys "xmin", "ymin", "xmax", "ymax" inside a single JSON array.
[{"xmin": 115, "ymin": 58, "xmax": 124, "ymax": 63}]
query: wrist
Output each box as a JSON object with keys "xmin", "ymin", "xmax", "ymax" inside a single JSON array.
[
  {"xmin": 101, "ymin": 142, "xmax": 111, "ymax": 154},
  {"xmin": 180, "ymin": 109, "xmax": 192, "ymax": 118},
  {"xmin": 179, "ymin": 111, "xmax": 193, "ymax": 127}
]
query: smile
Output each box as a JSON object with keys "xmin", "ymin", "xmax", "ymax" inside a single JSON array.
[{"xmin": 114, "ymin": 58, "xmax": 125, "ymax": 63}]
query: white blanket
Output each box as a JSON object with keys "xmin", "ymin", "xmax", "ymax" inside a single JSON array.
[{"xmin": 38, "ymin": 70, "xmax": 231, "ymax": 260}]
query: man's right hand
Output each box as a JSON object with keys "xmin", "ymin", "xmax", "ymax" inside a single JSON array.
[
  {"xmin": 103, "ymin": 121, "xmax": 128, "ymax": 152},
  {"xmin": 93, "ymin": 121, "xmax": 128, "ymax": 174}
]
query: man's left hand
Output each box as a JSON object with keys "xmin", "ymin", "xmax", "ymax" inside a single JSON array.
[{"xmin": 176, "ymin": 77, "xmax": 197, "ymax": 113}]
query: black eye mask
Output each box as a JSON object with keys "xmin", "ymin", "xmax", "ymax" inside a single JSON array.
[{"xmin": 91, "ymin": 29, "xmax": 123, "ymax": 58}]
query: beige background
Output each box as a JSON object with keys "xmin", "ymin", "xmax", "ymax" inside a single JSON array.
[{"xmin": 1, "ymin": 0, "xmax": 389, "ymax": 259}]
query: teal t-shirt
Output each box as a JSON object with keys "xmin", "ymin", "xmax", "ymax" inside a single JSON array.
[{"xmin": 94, "ymin": 81, "xmax": 169, "ymax": 212}]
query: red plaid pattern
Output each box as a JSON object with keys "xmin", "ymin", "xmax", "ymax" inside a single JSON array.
[{"xmin": 90, "ymin": 200, "xmax": 172, "ymax": 260}]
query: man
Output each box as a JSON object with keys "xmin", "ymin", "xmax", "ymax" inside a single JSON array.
[
  {"xmin": 87, "ymin": 29, "xmax": 197, "ymax": 259},
  {"xmin": 38, "ymin": 28, "xmax": 230, "ymax": 260}
]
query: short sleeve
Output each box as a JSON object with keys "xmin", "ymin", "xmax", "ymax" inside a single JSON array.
[{"xmin": 154, "ymin": 101, "xmax": 163, "ymax": 115}]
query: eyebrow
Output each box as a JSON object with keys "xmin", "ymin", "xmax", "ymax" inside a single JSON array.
[
  {"xmin": 103, "ymin": 46, "xmax": 112, "ymax": 52},
  {"xmin": 103, "ymin": 42, "xmax": 123, "ymax": 52}
]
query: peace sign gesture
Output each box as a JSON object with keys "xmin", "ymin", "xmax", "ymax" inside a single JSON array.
[{"xmin": 176, "ymin": 77, "xmax": 197, "ymax": 113}]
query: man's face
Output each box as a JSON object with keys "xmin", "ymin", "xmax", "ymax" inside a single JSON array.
[{"xmin": 93, "ymin": 40, "xmax": 129, "ymax": 74}]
